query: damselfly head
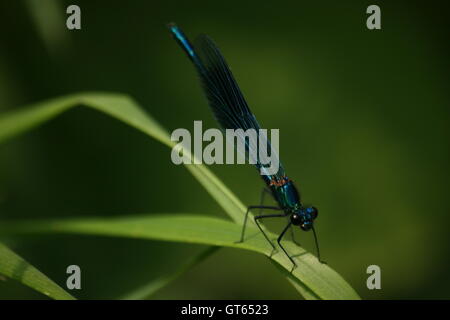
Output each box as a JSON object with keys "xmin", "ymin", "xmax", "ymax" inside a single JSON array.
[
  {"xmin": 305, "ymin": 206, "xmax": 319, "ymax": 219},
  {"xmin": 291, "ymin": 206, "xmax": 318, "ymax": 231}
]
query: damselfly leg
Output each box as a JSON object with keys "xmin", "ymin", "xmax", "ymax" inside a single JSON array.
[
  {"xmin": 277, "ymin": 221, "xmax": 297, "ymax": 271},
  {"xmin": 254, "ymin": 212, "xmax": 287, "ymax": 255},
  {"xmin": 236, "ymin": 187, "xmax": 279, "ymax": 243},
  {"xmin": 235, "ymin": 205, "xmax": 282, "ymax": 244},
  {"xmin": 312, "ymin": 226, "xmax": 327, "ymax": 264}
]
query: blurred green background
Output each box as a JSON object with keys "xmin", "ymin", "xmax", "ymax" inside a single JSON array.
[{"xmin": 0, "ymin": 0, "xmax": 449, "ymax": 299}]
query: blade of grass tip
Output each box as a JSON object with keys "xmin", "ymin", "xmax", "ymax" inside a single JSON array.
[
  {"xmin": 0, "ymin": 242, "xmax": 75, "ymax": 300},
  {"xmin": 120, "ymin": 246, "xmax": 219, "ymax": 300},
  {"xmin": 0, "ymin": 215, "xmax": 360, "ymax": 300}
]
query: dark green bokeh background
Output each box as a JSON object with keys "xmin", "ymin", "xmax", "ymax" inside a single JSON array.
[{"xmin": 0, "ymin": 0, "xmax": 449, "ymax": 299}]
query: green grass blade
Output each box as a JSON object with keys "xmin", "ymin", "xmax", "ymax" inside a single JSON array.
[
  {"xmin": 0, "ymin": 215, "xmax": 360, "ymax": 300},
  {"xmin": 0, "ymin": 93, "xmax": 360, "ymax": 299},
  {"xmin": 0, "ymin": 243, "xmax": 75, "ymax": 300},
  {"xmin": 0, "ymin": 93, "xmax": 246, "ymax": 223},
  {"xmin": 120, "ymin": 247, "xmax": 219, "ymax": 300}
]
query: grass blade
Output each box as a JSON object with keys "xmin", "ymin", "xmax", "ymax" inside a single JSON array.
[
  {"xmin": 120, "ymin": 247, "xmax": 219, "ymax": 300},
  {"xmin": 0, "ymin": 93, "xmax": 246, "ymax": 223},
  {"xmin": 0, "ymin": 214, "xmax": 360, "ymax": 300},
  {"xmin": 0, "ymin": 242, "xmax": 75, "ymax": 300},
  {"xmin": 0, "ymin": 93, "xmax": 360, "ymax": 299}
]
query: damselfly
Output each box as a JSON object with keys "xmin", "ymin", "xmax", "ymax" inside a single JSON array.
[{"xmin": 168, "ymin": 23, "xmax": 324, "ymax": 269}]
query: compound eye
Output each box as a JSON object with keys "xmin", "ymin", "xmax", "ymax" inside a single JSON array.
[
  {"xmin": 301, "ymin": 222, "xmax": 312, "ymax": 231},
  {"xmin": 290, "ymin": 214, "xmax": 302, "ymax": 226},
  {"xmin": 311, "ymin": 206, "xmax": 318, "ymax": 219}
]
